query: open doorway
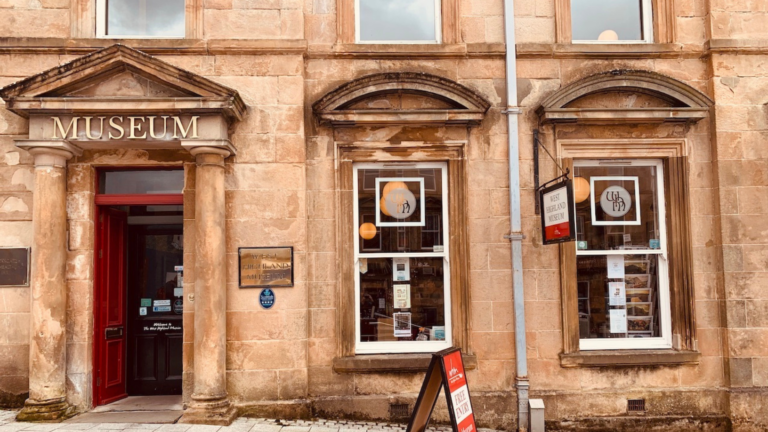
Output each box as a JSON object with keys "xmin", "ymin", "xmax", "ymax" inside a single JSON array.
[{"xmin": 93, "ymin": 170, "xmax": 185, "ymax": 407}]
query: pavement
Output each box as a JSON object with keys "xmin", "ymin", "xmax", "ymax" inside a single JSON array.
[{"xmin": 0, "ymin": 408, "xmax": 483, "ymax": 432}]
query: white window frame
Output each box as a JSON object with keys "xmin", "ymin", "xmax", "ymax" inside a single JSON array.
[
  {"xmin": 96, "ymin": 0, "xmax": 186, "ymax": 39},
  {"xmin": 571, "ymin": 0, "xmax": 653, "ymax": 44},
  {"xmin": 354, "ymin": 0, "xmax": 442, "ymax": 44},
  {"xmin": 353, "ymin": 162, "xmax": 451, "ymax": 354},
  {"xmin": 574, "ymin": 159, "xmax": 672, "ymax": 350}
]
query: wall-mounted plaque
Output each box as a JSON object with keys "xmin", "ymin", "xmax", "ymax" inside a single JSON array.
[
  {"xmin": 239, "ymin": 247, "xmax": 294, "ymax": 288},
  {"xmin": 0, "ymin": 248, "xmax": 30, "ymax": 287}
]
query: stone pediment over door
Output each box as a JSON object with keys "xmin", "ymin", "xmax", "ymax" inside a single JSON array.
[{"xmin": 0, "ymin": 44, "xmax": 246, "ymax": 155}]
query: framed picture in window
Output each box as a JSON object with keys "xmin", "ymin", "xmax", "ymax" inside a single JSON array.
[
  {"xmin": 590, "ymin": 176, "xmax": 641, "ymax": 226},
  {"xmin": 375, "ymin": 177, "xmax": 426, "ymax": 227}
]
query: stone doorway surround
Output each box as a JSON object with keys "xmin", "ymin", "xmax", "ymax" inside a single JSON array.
[{"xmin": 0, "ymin": 45, "xmax": 245, "ymax": 425}]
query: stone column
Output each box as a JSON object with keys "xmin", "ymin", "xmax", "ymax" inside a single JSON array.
[
  {"xmin": 16, "ymin": 143, "xmax": 80, "ymax": 422},
  {"xmin": 179, "ymin": 145, "xmax": 236, "ymax": 426}
]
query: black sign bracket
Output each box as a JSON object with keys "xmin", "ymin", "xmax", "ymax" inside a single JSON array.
[{"xmin": 533, "ymin": 128, "xmax": 570, "ymax": 215}]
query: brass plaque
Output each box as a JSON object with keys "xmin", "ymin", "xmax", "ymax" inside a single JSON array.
[
  {"xmin": 239, "ymin": 247, "xmax": 294, "ymax": 288},
  {"xmin": 0, "ymin": 248, "xmax": 30, "ymax": 287}
]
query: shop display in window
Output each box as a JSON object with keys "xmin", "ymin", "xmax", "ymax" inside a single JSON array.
[
  {"xmin": 573, "ymin": 160, "xmax": 670, "ymax": 349},
  {"xmin": 354, "ymin": 163, "xmax": 450, "ymax": 353}
]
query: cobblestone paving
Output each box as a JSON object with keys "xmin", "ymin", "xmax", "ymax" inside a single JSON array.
[{"xmin": 0, "ymin": 411, "xmax": 492, "ymax": 432}]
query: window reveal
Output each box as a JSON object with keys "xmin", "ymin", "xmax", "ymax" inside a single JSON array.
[{"xmin": 353, "ymin": 163, "xmax": 451, "ymax": 354}]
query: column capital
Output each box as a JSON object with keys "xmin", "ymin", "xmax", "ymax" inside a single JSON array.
[
  {"xmin": 15, "ymin": 140, "xmax": 83, "ymax": 167},
  {"xmin": 181, "ymin": 140, "xmax": 236, "ymax": 158}
]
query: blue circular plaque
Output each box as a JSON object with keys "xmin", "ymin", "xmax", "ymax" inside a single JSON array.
[{"xmin": 259, "ymin": 288, "xmax": 275, "ymax": 309}]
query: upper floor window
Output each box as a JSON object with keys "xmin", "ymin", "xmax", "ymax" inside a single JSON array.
[
  {"xmin": 571, "ymin": 0, "xmax": 652, "ymax": 43},
  {"xmin": 97, "ymin": 0, "xmax": 185, "ymax": 38},
  {"xmin": 356, "ymin": 0, "xmax": 441, "ymax": 44}
]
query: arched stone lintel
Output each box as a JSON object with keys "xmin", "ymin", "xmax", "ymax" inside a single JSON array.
[
  {"xmin": 537, "ymin": 70, "xmax": 714, "ymax": 125},
  {"xmin": 313, "ymin": 72, "xmax": 491, "ymax": 127}
]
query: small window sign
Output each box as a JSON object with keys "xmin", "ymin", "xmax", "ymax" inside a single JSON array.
[
  {"xmin": 0, "ymin": 248, "xmax": 30, "ymax": 287},
  {"xmin": 539, "ymin": 180, "xmax": 576, "ymax": 245}
]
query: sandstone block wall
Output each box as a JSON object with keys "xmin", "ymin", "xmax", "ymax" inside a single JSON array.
[
  {"xmin": 0, "ymin": 69, "xmax": 32, "ymax": 408},
  {"xmin": 0, "ymin": 0, "xmax": 765, "ymax": 430}
]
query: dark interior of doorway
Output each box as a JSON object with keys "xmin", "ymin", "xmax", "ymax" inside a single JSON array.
[
  {"xmin": 124, "ymin": 205, "xmax": 184, "ymax": 396},
  {"xmin": 95, "ymin": 204, "xmax": 184, "ymax": 405}
]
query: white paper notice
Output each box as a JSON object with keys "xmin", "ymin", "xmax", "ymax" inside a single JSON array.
[
  {"xmin": 607, "ymin": 255, "xmax": 625, "ymax": 279},
  {"xmin": 609, "ymin": 282, "xmax": 626, "ymax": 306},
  {"xmin": 393, "ymin": 257, "xmax": 410, "ymax": 281},
  {"xmin": 393, "ymin": 284, "xmax": 411, "ymax": 309},
  {"xmin": 394, "ymin": 312, "xmax": 412, "ymax": 337},
  {"xmin": 610, "ymin": 309, "xmax": 627, "ymax": 333}
]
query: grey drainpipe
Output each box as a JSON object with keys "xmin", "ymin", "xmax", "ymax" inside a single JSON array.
[{"xmin": 502, "ymin": 0, "xmax": 530, "ymax": 431}]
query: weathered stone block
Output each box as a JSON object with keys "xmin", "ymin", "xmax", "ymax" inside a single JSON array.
[{"xmin": 278, "ymin": 368, "xmax": 307, "ymax": 400}]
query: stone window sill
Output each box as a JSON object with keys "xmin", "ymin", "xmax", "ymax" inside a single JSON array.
[
  {"xmin": 516, "ymin": 42, "xmax": 694, "ymax": 58},
  {"xmin": 333, "ymin": 353, "xmax": 478, "ymax": 374},
  {"xmin": 560, "ymin": 350, "xmax": 701, "ymax": 368}
]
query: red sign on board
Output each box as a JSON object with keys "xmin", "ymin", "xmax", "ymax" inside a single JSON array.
[
  {"xmin": 406, "ymin": 347, "xmax": 476, "ymax": 432},
  {"xmin": 539, "ymin": 179, "xmax": 576, "ymax": 245},
  {"xmin": 442, "ymin": 350, "xmax": 476, "ymax": 432}
]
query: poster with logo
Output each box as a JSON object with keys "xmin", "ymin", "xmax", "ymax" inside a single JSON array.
[
  {"xmin": 375, "ymin": 177, "xmax": 426, "ymax": 227},
  {"xmin": 394, "ymin": 284, "xmax": 411, "ymax": 308},
  {"xmin": 589, "ymin": 177, "xmax": 641, "ymax": 226},
  {"xmin": 539, "ymin": 179, "xmax": 576, "ymax": 245},
  {"xmin": 406, "ymin": 347, "xmax": 476, "ymax": 432}
]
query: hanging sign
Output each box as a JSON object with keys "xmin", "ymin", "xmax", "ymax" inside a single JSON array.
[
  {"xmin": 0, "ymin": 248, "xmax": 30, "ymax": 287},
  {"xmin": 239, "ymin": 247, "xmax": 294, "ymax": 288},
  {"xmin": 407, "ymin": 347, "xmax": 476, "ymax": 432},
  {"xmin": 539, "ymin": 179, "xmax": 575, "ymax": 245}
]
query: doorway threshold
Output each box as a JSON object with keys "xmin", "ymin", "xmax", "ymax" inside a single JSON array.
[{"xmin": 67, "ymin": 396, "xmax": 183, "ymax": 424}]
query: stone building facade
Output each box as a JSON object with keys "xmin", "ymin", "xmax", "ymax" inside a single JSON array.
[{"xmin": 0, "ymin": 0, "xmax": 764, "ymax": 431}]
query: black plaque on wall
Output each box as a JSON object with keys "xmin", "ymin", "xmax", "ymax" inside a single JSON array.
[{"xmin": 0, "ymin": 248, "xmax": 30, "ymax": 287}]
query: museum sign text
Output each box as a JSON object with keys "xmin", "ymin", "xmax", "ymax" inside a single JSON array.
[{"xmin": 50, "ymin": 115, "xmax": 200, "ymax": 140}]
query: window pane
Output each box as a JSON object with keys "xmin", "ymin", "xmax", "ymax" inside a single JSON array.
[
  {"xmin": 357, "ymin": 167, "xmax": 445, "ymax": 254},
  {"xmin": 577, "ymin": 254, "xmax": 661, "ymax": 339},
  {"xmin": 99, "ymin": 170, "xmax": 184, "ymax": 194},
  {"xmin": 359, "ymin": 0, "xmax": 437, "ymax": 42},
  {"xmin": 359, "ymin": 257, "xmax": 446, "ymax": 342},
  {"xmin": 573, "ymin": 165, "xmax": 661, "ymax": 251},
  {"xmin": 106, "ymin": 0, "xmax": 185, "ymax": 37},
  {"xmin": 571, "ymin": 0, "xmax": 643, "ymax": 41}
]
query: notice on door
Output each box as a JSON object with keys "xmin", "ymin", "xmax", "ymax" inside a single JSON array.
[{"xmin": 142, "ymin": 322, "xmax": 182, "ymax": 332}]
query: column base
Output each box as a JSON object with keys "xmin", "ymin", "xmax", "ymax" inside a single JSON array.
[
  {"xmin": 16, "ymin": 398, "xmax": 75, "ymax": 423},
  {"xmin": 179, "ymin": 395, "xmax": 237, "ymax": 426}
]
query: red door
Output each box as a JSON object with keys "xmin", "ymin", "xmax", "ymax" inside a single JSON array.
[{"xmin": 94, "ymin": 207, "xmax": 128, "ymax": 406}]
